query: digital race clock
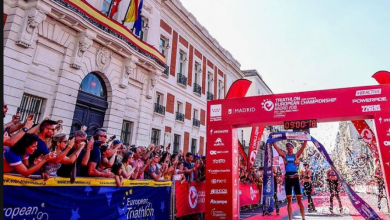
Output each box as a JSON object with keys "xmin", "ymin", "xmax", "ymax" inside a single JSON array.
[{"xmin": 284, "ymin": 119, "xmax": 317, "ymax": 130}]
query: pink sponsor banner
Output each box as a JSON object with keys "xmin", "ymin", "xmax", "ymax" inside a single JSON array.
[
  {"xmin": 247, "ymin": 125, "xmax": 265, "ymax": 171},
  {"xmin": 175, "ymin": 181, "xmax": 206, "ymax": 217},
  {"xmin": 239, "ymin": 183, "xmax": 261, "ymax": 206},
  {"xmin": 351, "ymin": 120, "xmax": 380, "ymax": 159}
]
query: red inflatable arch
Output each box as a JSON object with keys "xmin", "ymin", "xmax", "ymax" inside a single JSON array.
[{"xmin": 206, "ymin": 78, "xmax": 390, "ymax": 220}]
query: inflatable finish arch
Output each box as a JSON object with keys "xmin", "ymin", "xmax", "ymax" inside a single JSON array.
[{"xmin": 206, "ymin": 84, "xmax": 390, "ymax": 220}]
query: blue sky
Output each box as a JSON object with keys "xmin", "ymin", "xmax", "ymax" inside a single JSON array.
[{"xmin": 180, "ymin": 0, "xmax": 390, "ymax": 94}]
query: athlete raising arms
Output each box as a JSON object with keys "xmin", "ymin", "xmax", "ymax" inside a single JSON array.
[{"xmin": 273, "ymin": 141, "xmax": 308, "ymax": 220}]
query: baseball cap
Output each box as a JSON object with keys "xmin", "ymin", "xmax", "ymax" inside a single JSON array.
[{"xmin": 286, "ymin": 142, "xmax": 294, "ymax": 148}]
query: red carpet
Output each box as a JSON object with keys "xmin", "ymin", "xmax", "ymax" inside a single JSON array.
[{"xmin": 244, "ymin": 199, "xmax": 308, "ymax": 220}]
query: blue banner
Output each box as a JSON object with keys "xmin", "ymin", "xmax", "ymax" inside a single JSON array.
[
  {"xmin": 4, "ymin": 184, "xmax": 171, "ymax": 220},
  {"xmin": 262, "ymin": 131, "xmax": 382, "ymax": 220},
  {"xmin": 262, "ymin": 142, "xmax": 275, "ymax": 214}
]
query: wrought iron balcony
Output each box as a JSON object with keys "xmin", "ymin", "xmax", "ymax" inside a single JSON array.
[
  {"xmin": 207, "ymin": 92, "xmax": 214, "ymax": 100},
  {"xmin": 163, "ymin": 67, "xmax": 169, "ymax": 77},
  {"xmin": 193, "ymin": 83, "xmax": 201, "ymax": 95},
  {"xmin": 175, "ymin": 112, "xmax": 185, "ymax": 122},
  {"xmin": 154, "ymin": 103, "xmax": 165, "ymax": 115},
  {"xmin": 193, "ymin": 118, "xmax": 200, "ymax": 127},
  {"xmin": 177, "ymin": 73, "xmax": 187, "ymax": 87}
]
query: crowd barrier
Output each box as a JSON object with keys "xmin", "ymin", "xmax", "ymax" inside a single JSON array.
[{"xmin": 4, "ymin": 174, "xmax": 262, "ymax": 220}]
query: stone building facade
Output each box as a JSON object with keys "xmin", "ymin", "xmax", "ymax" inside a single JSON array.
[{"xmin": 3, "ymin": 0, "xmax": 271, "ymax": 155}]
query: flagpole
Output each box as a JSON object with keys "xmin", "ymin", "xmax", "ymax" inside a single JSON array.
[
  {"xmin": 106, "ymin": 0, "xmax": 115, "ymax": 17},
  {"xmin": 122, "ymin": 0, "xmax": 132, "ymax": 25}
]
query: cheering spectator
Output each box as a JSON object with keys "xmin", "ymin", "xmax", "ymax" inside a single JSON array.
[
  {"xmin": 146, "ymin": 152, "xmax": 167, "ymax": 181},
  {"xmin": 112, "ymin": 162, "xmax": 124, "ymax": 187},
  {"xmin": 4, "ymin": 133, "xmax": 55, "ymax": 176},
  {"xmin": 121, "ymin": 151, "xmax": 138, "ymax": 179},
  {"xmin": 183, "ymin": 152, "xmax": 194, "ymax": 181},
  {"xmin": 99, "ymin": 144, "xmax": 118, "ymax": 170},
  {"xmin": 172, "ymin": 162, "xmax": 186, "ymax": 183}
]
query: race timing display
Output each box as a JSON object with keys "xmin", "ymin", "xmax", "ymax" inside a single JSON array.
[{"xmin": 283, "ymin": 119, "xmax": 317, "ymax": 130}]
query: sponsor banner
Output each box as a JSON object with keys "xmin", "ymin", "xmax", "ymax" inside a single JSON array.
[
  {"xmin": 207, "ymin": 84, "xmax": 390, "ymax": 125},
  {"xmin": 4, "ymin": 181, "xmax": 170, "ymax": 220},
  {"xmin": 351, "ymin": 120, "xmax": 380, "ymax": 159},
  {"xmin": 248, "ymin": 125, "xmax": 265, "ymax": 171},
  {"xmin": 262, "ymin": 141, "xmax": 275, "ymax": 214},
  {"xmin": 237, "ymin": 140, "xmax": 248, "ymax": 162},
  {"xmin": 374, "ymin": 113, "xmax": 390, "ymax": 203},
  {"xmin": 286, "ymin": 131, "xmax": 311, "ymax": 141},
  {"xmin": 175, "ymin": 181, "xmax": 206, "ymax": 218},
  {"xmin": 3, "ymin": 175, "xmax": 171, "ymax": 187},
  {"xmin": 239, "ymin": 183, "xmax": 261, "ymax": 206},
  {"xmin": 263, "ymin": 132, "xmax": 382, "ymax": 219}
]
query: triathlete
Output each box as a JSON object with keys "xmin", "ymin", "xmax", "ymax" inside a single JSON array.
[
  {"xmin": 273, "ymin": 141, "xmax": 308, "ymax": 220},
  {"xmin": 273, "ymin": 165, "xmax": 282, "ymax": 215},
  {"xmin": 326, "ymin": 167, "xmax": 342, "ymax": 214},
  {"xmin": 300, "ymin": 163, "xmax": 317, "ymax": 213},
  {"xmin": 374, "ymin": 159, "xmax": 388, "ymax": 211}
]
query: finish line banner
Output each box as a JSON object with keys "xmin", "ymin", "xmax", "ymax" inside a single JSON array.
[
  {"xmin": 4, "ymin": 175, "xmax": 171, "ymax": 220},
  {"xmin": 263, "ymin": 132, "xmax": 382, "ymax": 220}
]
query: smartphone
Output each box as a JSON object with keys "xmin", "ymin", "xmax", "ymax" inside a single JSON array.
[{"xmin": 16, "ymin": 107, "xmax": 21, "ymax": 114}]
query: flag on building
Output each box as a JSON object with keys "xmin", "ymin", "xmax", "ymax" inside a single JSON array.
[
  {"xmin": 109, "ymin": 0, "xmax": 122, "ymax": 19},
  {"xmin": 124, "ymin": 0, "xmax": 139, "ymax": 23},
  {"xmin": 133, "ymin": 0, "xmax": 144, "ymax": 36}
]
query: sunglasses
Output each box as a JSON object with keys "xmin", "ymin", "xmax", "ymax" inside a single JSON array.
[
  {"xmin": 99, "ymin": 135, "xmax": 107, "ymax": 138},
  {"xmin": 59, "ymin": 140, "xmax": 68, "ymax": 143}
]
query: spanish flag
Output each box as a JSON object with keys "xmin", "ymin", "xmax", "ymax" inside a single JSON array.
[{"xmin": 124, "ymin": 0, "xmax": 139, "ymax": 22}]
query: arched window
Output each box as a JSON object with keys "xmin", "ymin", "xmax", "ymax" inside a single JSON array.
[{"xmin": 79, "ymin": 73, "xmax": 107, "ymax": 98}]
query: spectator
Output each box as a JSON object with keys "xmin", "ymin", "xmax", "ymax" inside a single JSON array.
[
  {"xmin": 99, "ymin": 144, "xmax": 117, "ymax": 170},
  {"xmin": 146, "ymin": 152, "xmax": 167, "ymax": 181},
  {"xmin": 4, "ymin": 133, "xmax": 55, "ymax": 176},
  {"xmin": 183, "ymin": 152, "xmax": 194, "ymax": 181},
  {"xmin": 111, "ymin": 162, "xmax": 123, "ymax": 187},
  {"xmin": 172, "ymin": 162, "xmax": 186, "ymax": 184},
  {"xmin": 83, "ymin": 128, "xmax": 114, "ymax": 177},
  {"xmin": 3, "ymin": 109, "xmax": 34, "ymax": 148},
  {"xmin": 121, "ymin": 151, "xmax": 138, "ymax": 179},
  {"xmin": 131, "ymin": 147, "xmax": 150, "ymax": 179}
]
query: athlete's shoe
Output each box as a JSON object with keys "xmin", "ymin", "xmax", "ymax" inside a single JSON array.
[
  {"xmin": 276, "ymin": 209, "xmax": 279, "ymax": 215},
  {"xmin": 329, "ymin": 208, "xmax": 334, "ymax": 214}
]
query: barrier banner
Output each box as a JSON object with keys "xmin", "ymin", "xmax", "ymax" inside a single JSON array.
[
  {"xmin": 175, "ymin": 181, "xmax": 206, "ymax": 217},
  {"xmin": 4, "ymin": 176, "xmax": 171, "ymax": 220},
  {"xmin": 239, "ymin": 183, "xmax": 261, "ymax": 206},
  {"xmin": 263, "ymin": 132, "xmax": 382, "ymax": 220},
  {"xmin": 351, "ymin": 120, "xmax": 380, "ymax": 159},
  {"xmin": 248, "ymin": 125, "xmax": 265, "ymax": 171}
]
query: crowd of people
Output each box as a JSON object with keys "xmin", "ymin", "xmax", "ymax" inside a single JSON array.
[{"xmin": 3, "ymin": 101, "xmax": 207, "ymax": 187}]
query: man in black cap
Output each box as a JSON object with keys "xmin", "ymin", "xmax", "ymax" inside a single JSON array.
[{"xmin": 300, "ymin": 162, "xmax": 316, "ymax": 212}]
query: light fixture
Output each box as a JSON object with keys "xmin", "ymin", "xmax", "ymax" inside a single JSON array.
[
  {"xmin": 166, "ymin": 43, "xmax": 170, "ymax": 49},
  {"xmin": 144, "ymin": 25, "xmax": 149, "ymax": 30}
]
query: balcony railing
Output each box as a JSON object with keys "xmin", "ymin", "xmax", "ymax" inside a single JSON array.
[
  {"xmin": 177, "ymin": 73, "xmax": 187, "ymax": 87},
  {"xmin": 175, "ymin": 112, "xmax": 185, "ymax": 122},
  {"xmin": 207, "ymin": 92, "xmax": 214, "ymax": 100},
  {"xmin": 163, "ymin": 67, "xmax": 169, "ymax": 77},
  {"xmin": 193, "ymin": 83, "xmax": 201, "ymax": 95},
  {"xmin": 154, "ymin": 103, "xmax": 166, "ymax": 115},
  {"xmin": 193, "ymin": 118, "xmax": 200, "ymax": 127}
]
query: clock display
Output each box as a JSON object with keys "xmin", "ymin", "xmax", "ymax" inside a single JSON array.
[{"xmin": 284, "ymin": 119, "xmax": 317, "ymax": 130}]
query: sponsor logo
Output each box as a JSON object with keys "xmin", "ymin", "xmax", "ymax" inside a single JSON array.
[
  {"xmin": 211, "ymin": 209, "xmax": 226, "ymax": 218},
  {"xmin": 210, "ymin": 104, "xmax": 222, "ymax": 121},
  {"xmin": 212, "ymin": 209, "xmax": 226, "ymax": 218},
  {"xmin": 214, "ymin": 138, "xmax": 225, "ymax": 146},
  {"xmin": 250, "ymin": 186, "xmax": 259, "ymax": 201},
  {"xmin": 228, "ymin": 109, "xmax": 232, "ymax": 114},
  {"xmin": 384, "ymin": 141, "xmax": 390, "ymax": 146},
  {"xmin": 209, "ymin": 150, "xmax": 229, "ymax": 155},
  {"xmin": 212, "ymin": 159, "xmax": 226, "ymax": 164},
  {"xmin": 210, "ymin": 199, "xmax": 228, "ymax": 204},
  {"xmin": 386, "ymin": 162, "xmax": 390, "ymax": 166},
  {"xmin": 211, "ymin": 179, "xmax": 227, "ymax": 184},
  {"xmin": 229, "ymin": 107, "xmax": 256, "ymax": 114},
  {"xmin": 362, "ymin": 105, "xmax": 381, "ymax": 112},
  {"xmin": 213, "ymin": 130, "xmax": 229, "ymax": 134},
  {"xmin": 208, "ymin": 169, "xmax": 230, "ymax": 174},
  {"xmin": 356, "ymin": 89, "xmax": 381, "ymax": 96},
  {"xmin": 384, "ymin": 118, "xmax": 390, "ymax": 123},
  {"xmin": 286, "ymin": 131, "xmax": 311, "ymax": 141},
  {"xmin": 361, "ymin": 128, "xmax": 373, "ymax": 142},
  {"xmin": 210, "ymin": 189, "xmax": 228, "ymax": 194},
  {"xmin": 379, "ymin": 117, "xmax": 382, "ymax": 124},
  {"xmin": 352, "ymin": 97, "xmax": 387, "ymax": 103},
  {"xmin": 261, "ymin": 99, "xmax": 274, "ymax": 111},
  {"xmin": 188, "ymin": 186, "xmax": 198, "ymax": 209},
  {"xmin": 387, "ymin": 128, "xmax": 390, "ymax": 136}
]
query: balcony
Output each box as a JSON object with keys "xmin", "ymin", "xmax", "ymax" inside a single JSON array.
[
  {"xmin": 207, "ymin": 92, "xmax": 214, "ymax": 101},
  {"xmin": 163, "ymin": 67, "xmax": 169, "ymax": 77},
  {"xmin": 154, "ymin": 103, "xmax": 165, "ymax": 115},
  {"xmin": 193, "ymin": 83, "xmax": 202, "ymax": 95},
  {"xmin": 177, "ymin": 73, "xmax": 187, "ymax": 87},
  {"xmin": 175, "ymin": 112, "xmax": 185, "ymax": 122},
  {"xmin": 193, "ymin": 118, "xmax": 200, "ymax": 127}
]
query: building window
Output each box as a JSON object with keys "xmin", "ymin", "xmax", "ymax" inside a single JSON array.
[
  {"xmin": 207, "ymin": 72, "xmax": 213, "ymax": 93},
  {"xmin": 194, "ymin": 63, "xmax": 201, "ymax": 84},
  {"xmin": 134, "ymin": 18, "xmax": 148, "ymax": 41},
  {"xmin": 218, "ymin": 80, "xmax": 223, "ymax": 99},
  {"xmin": 191, "ymin": 139, "xmax": 197, "ymax": 155},
  {"xmin": 151, "ymin": 129, "xmax": 161, "ymax": 145},
  {"xmin": 173, "ymin": 134, "xmax": 181, "ymax": 154},
  {"xmin": 176, "ymin": 102, "xmax": 184, "ymax": 122},
  {"xmin": 154, "ymin": 92, "xmax": 165, "ymax": 115},
  {"xmin": 19, "ymin": 94, "xmax": 44, "ymax": 124},
  {"xmin": 159, "ymin": 36, "xmax": 169, "ymax": 56},
  {"xmin": 193, "ymin": 109, "xmax": 200, "ymax": 127},
  {"xmin": 101, "ymin": 0, "xmax": 112, "ymax": 14},
  {"xmin": 79, "ymin": 73, "xmax": 107, "ymax": 98},
  {"xmin": 121, "ymin": 120, "xmax": 133, "ymax": 145},
  {"xmin": 178, "ymin": 51, "xmax": 187, "ymax": 75}
]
